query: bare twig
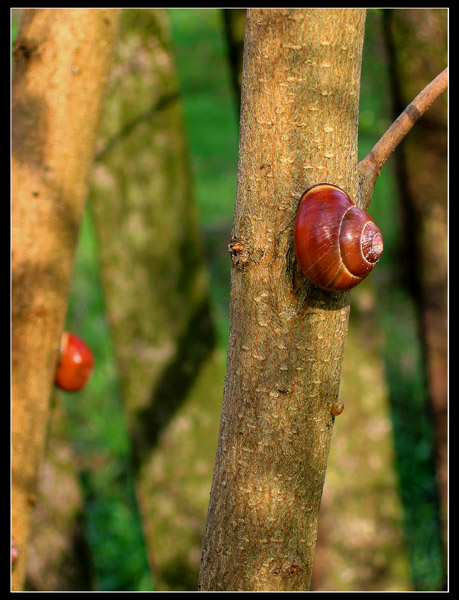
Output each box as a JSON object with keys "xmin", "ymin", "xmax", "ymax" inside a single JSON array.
[{"xmin": 358, "ymin": 67, "xmax": 447, "ymax": 209}]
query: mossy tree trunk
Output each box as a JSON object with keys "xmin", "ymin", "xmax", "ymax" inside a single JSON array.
[
  {"xmin": 25, "ymin": 401, "xmax": 95, "ymax": 591},
  {"xmin": 12, "ymin": 9, "xmax": 120, "ymax": 590},
  {"xmin": 199, "ymin": 8, "xmax": 366, "ymax": 591},
  {"xmin": 383, "ymin": 7, "xmax": 447, "ymax": 540},
  {"xmin": 381, "ymin": 9, "xmax": 447, "ymax": 590},
  {"xmin": 89, "ymin": 9, "xmax": 223, "ymax": 589}
]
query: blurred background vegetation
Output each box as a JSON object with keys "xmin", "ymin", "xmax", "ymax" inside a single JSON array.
[{"xmin": 12, "ymin": 8, "xmax": 447, "ymax": 592}]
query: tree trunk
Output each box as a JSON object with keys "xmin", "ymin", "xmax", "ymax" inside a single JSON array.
[
  {"xmin": 380, "ymin": 9, "xmax": 447, "ymax": 590},
  {"xmin": 199, "ymin": 8, "xmax": 366, "ymax": 591},
  {"xmin": 88, "ymin": 9, "xmax": 223, "ymax": 589},
  {"xmin": 383, "ymin": 7, "xmax": 448, "ymax": 547},
  {"xmin": 12, "ymin": 9, "xmax": 120, "ymax": 590},
  {"xmin": 25, "ymin": 401, "xmax": 95, "ymax": 591}
]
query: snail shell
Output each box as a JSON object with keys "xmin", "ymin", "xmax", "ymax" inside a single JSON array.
[
  {"xmin": 331, "ymin": 400, "xmax": 344, "ymax": 416},
  {"xmin": 294, "ymin": 183, "xmax": 384, "ymax": 291},
  {"xmin": 55, "ymin": 332, "xmax": 94, "ymax": 392}
]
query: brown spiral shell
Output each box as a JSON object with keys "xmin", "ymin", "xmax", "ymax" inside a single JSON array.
[{"xmin": 294, "ymin": 184, "xmax": 384, "ymax": 291}]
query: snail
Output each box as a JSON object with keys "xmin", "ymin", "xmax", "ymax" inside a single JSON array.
[
  {"xmin": 294, "ymin": 183, "xmax": 383, "ymax": 291},
  {"xmin": 55, "ymin": 332, "xmax": 94, "ymax": 392},
  {"xmin": 331, "ymin": 400, "xmax": 344, "ymax": 416}
]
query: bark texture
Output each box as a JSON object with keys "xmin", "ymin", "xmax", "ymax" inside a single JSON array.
[
  {"xmin": 12, "ymin": 9, "xmax": 120, "ymax": 590},
  {"xmin": 199, "ymin": 8, "xmax": 366, "ymax": 591}
]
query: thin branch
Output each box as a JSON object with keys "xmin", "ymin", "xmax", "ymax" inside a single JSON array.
[{"xmin": 358, "ymin": 67, "xmax": 447, "ymax": 209}]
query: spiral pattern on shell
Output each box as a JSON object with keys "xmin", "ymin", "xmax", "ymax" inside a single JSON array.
[{"xmin": 294, "ymin": 184, "xmax": 384, "ymax": 291}]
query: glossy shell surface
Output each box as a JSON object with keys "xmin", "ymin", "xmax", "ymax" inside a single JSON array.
[
  {"xmin": 294, "ymin": 183, "xmax": 383, "ymax": 291},
  {"xmin": 55, "ymin": 332, "xmax": 94, "ymax": 392}
]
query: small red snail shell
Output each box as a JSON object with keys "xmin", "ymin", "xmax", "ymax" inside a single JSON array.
[
  {"xmin": 55, "ymin": 332, "xmax": 94, "ymax": 392},
  {"xmin": 294, "ymin": 183, "xmax": 384, "ymax": 291}
]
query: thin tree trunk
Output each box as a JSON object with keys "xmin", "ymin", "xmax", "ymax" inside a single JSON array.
[
  {"xmin": 12, "ymin": 9, "xmax": 120, "ymax": 590},
  {"xmin": 199, "ymin": 8, "xmax": 366, "ymax": 591}
]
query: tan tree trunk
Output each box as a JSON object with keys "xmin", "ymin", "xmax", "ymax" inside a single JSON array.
[
  {"xmin": 12, "ymin": 9, "xmax": 120, "ymax": 590},
  {"xmin": 199, "ymin": 8, "xmax": 366, "ymax": 591}
]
